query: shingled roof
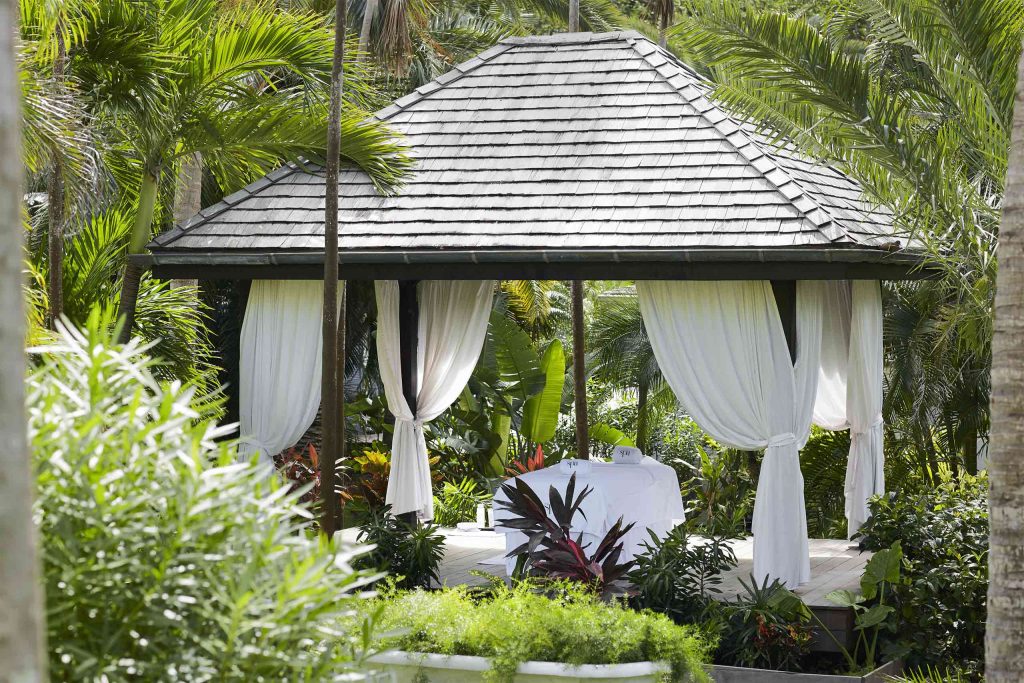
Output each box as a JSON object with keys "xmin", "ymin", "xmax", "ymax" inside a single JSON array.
[{"xmin": 146, "ymin": 31, "xmax": 925, "ymax": 280}]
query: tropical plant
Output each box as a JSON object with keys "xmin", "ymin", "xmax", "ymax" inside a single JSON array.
[
  {"xmin": 889, "ymin": 666, "xmax": 975, "ymax": 683},
  {"xmin": 355, "ymin": 505, "xmax": 445, "ymax": 588},
  {"xmin": 497, "ymin": 473, "xmax": 636, "ymax": 591},
  {"xmin": 507, "ymin": 443, "xmax": 546, "ymax": 475},
  {"xmin": 588, "ymin": 287, "xmax": 674, "ymax": 453},
  {"xmin": 856, "ymin": 471, "xmax": 988, "ymax": 674},
  {"xmin": 350, "ymin": 447, "xmax": 392, "ymax": 508},
  {"xmin": 628, "ymin": 525, "xmax": 739, "ymax": 624},
  {"xmin": 823, "ymin": 542, "xmax": 903, "ymax": 673},
  {"xmin": 520, "ymin": 338, "xmax": 565, "ymax": 446},
  {"xmin": 29, "ymin": 315, "xmax": 377, "ymax": 680},
  {"xmin": 24, "ymin": 206, "xmax": 218, "ymax": 392},
  {"xmin": 357, "ymin": 582, "xmax": 711, "ymax": 683},
  {"xmin": 276, "ymin": 442, "xmax": 354, "ymax": 519},
  {"xmin": 432, "ymin": 476, "xmax": 492, "ymax": 527},
  {"xmin": 502, "ymin": 279, "xmax": 567, "ymax": 340},
  {"xmin": 799, "ymin": 427, "xmax": 852, "ymax": 538},
  {"xmin": 352, "ymin": 0, "xmax": 623, "ymax": 86},
  {"xmin": 681, "ymin": 448, "xmax": 753, "ymax": 537},
  {"xmin": 42, "ymin": 0, "xmax": 413, "ymax": 337},
  {"xmin": 716, "ymin": 575, "xmax": 814, "ymax": 672}
]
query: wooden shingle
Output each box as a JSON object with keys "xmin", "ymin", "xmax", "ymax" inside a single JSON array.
[{"xmin": 150, "ymin": 31, "xmax": 922, "ymax": 276}]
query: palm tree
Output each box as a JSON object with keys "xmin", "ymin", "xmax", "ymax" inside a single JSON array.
[
  {"xmin": 322, "ymin": 0, "xmax": 349, "ymax": 536},
  {"xmin": 352, "ymin": 0, "xmax": 622, "ymax": 85},
  {"xmin": 51, "ymin": 0, "xmax": 409, "ymax": 340},
  {"xmin": 588, "ymin": 287, "xmax": 673, "ymax": 454},
  {"xmin": 501, "ymin": 280, "xmax": 567, "ymax": 341},
  {"xmin": 986, "ymin": 27, "xmax": 1024, "ymax": 682},
  {"xmin": 0, "ymin": 0, "xmax": 46, "ymax": 674},
  {"xmin": 673, "ymin": 0, "xmax": 1022, "ymax": 471},
  {"xmin": 19, "ymin": 0, "xmax": 106, "ymax": 328}
]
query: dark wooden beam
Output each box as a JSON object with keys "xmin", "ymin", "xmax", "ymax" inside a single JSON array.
[
  {"xmin": 397, "ymin": 279, "xmax": 420, "ymax": 526},
  {"xmin": 398, "ymin": 280, "xmax": 420, "ymax": 413},
  {"xmin": 770, "ymin": 280, "xmax": 797, "ymax": 364},
  {"xmin": 148, "ymin": 259, "xmax": 936, "ymax": 283},
  {"xmin": 571, "ymin": 280, "xmax": 589, "ymax": 459}
]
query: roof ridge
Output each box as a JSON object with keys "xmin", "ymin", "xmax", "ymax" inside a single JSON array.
[
  {"xmin": 372, "ymin": 41, "xmax": 517, "ymax": 123},
  {"xmin": 501, "ymin": 30, "xmax": 644, "ymax": 46},
  {"xmin": 624, "ymin": 35, "xmax": 859, "ymax": 245}
]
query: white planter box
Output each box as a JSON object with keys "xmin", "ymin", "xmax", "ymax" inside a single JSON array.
[
  {"xmin": 706, "ymin": 660, "xmax": 901, "ymax": 683},
  {"xmin": 367, "ymin": 651, "xmax": 671, "ymax": 682}
]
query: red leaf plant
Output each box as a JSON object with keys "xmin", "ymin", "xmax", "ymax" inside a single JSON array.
[
  {"xmin": 507, "ymin": 444, "xmax": 545, "ymax": 476},
  {"xmin": 496, "ymin": 472, "xmax": 635, "ymax": 592}
]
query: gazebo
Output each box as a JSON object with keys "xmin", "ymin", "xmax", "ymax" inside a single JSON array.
[{"xmin": 138, "ymin": 31, "xmax": 929, "ymax": 588}]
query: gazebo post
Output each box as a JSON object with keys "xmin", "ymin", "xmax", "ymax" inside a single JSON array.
[
  {"xmin": 571, "ymin": 280, "xmax": 589, "ymax": 459},
  {"xmin": 397, "ymin": 279, "xmax": 420, "ymax": 524},
  {"xmin": 770, "ymin": 281, "xmax": 798, "ymax": 364}
]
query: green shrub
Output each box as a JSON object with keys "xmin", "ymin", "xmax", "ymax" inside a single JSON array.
[
  {"xmin": 628, "ymin": 526, "xmax": 738, "ymax": 624},
  {"xmin": 855, "ymin": 471, "xmax": 987, "ymax": 675},
  {"xmin": 715, "ymin": 576, "xmax": 814, "ymax": 672},
  {"xmin": 30, "ymin": 318, "xmax": 375, "ymax": 681},
  {"xmin": 362, "ymin": 583, "xmax": 711, "ymax": 682},
  {"xmin": 355, "ymin": 506, "xmax": 445, "ymax": 588}
]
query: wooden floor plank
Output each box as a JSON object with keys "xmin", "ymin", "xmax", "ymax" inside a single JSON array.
[{"xmin": 427, "ymin": 529, "xmax": 871, "ymax": 610}]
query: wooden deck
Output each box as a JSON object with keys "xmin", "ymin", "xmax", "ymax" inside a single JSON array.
[{"xmin": 430, "ymin": 528, "xmax": 871, "ymax": 651}]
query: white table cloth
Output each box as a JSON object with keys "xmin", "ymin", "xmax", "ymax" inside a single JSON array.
[{"xmin": 493, "ymin": 457, "xmax": 685, "ymax": 574}]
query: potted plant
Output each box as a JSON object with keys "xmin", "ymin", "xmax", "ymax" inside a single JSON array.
[
  {"xmin": 362, "ymin": 583, "xmax": 710, "ymax": 682},
  {"xmin": 705, "ymin": 545, "xmax": 906, "ymax": 682}
]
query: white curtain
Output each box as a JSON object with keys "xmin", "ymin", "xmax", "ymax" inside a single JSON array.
[
  {"xmin": 813, "ymin": 281, "xmax": 852, "ymax": 430},
  {"xmin": 376, "ymin": 280, "xmax": 495, "ymax": 520},
  {"xmin": 845, "ymin": 281, "xmax": 885, "ymax": 536},
  {"xmin": 638, "ymin": 280, "xmax": 823, "ymax": 587},
  {"xmin": 238, "ymin": 280, "xmax": 330, "ymax": 468},
  {"xmin": 812, "ymin": 281, "xmax": 885, "ymax": 537}
]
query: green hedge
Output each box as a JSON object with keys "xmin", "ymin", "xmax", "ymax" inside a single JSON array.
[
  {"xmin": 30, "ymin": 318, "xmax": 375, "ymax": 681},
  {"xmin": 363, "ymin": 583, "xmax": 711, "ymax": 682}
]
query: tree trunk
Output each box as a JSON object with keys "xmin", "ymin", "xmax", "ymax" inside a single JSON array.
[
  {"xmin": 568, "ymin": 0, "xmax": 579, "ymax": 32},
  {"xmin": 337, "ymin": 280, "xmax": 347, "ymax": 529},
  {"xmin": 115, "ymin": 169, "xmax": 159, "ymax": 343},
  {"xmin": 986, "ymin": 40, "xmax": 1024, "ymax": 683},
  {"xmin": 0, "ymin": 0, "xmax": 47, "ymax": 674},
  {"xmin": 658, "ymin": 14, "xmax": 667, "ymax": 49},
  {"xmin": 46, "ymin": 30, "xmax": 67, "ymax": 329},
  {"xmin": 320, "ymin": 0, "xmax": 347, "ymax": 538},
  {"xmin": 358, "ymin": 0, "xmax": 378, "ymax": 61},
  {"xmin": 571, "ymin": 280, "xmax": 589, "ymax": 459},
  {"xmin": 636, "ymin": 380, "xmax": 649, "ymax": 454},
  {"xmin": 170, "ymin": 152, "xmax": 202, "ymax": 293}
]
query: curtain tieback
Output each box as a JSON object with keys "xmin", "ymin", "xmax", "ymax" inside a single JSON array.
[
  {"xmin": 238, "ymin": 436, "xmax": 269, "ymax": 453},
  {"xmin": 852, "ymin": 415, "xmax": 884, "ymax": 436},
  {"xmin": 767, "ymin": 432, "xmax": 796, "ymax": 447}
]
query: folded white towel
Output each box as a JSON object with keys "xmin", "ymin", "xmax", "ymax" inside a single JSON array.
[{"xmin": 611, "ymin": 446, "xmax": 644, "ymax": 464}]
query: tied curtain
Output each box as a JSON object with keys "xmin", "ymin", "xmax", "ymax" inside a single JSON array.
[
  {"xmin": 812, "ymin": 281, "xmax": 885, "ymax": 537},
  {"xmin": 238, "ymin": 280, "xmax": 334, "ymax": 468},
  {"xmin": 638, "ymin": 280, "xmax": 823, "ymax": 588},
  {"xmin": 376, "ymin": 280, "xmax": 495, "ymax": 520}
]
